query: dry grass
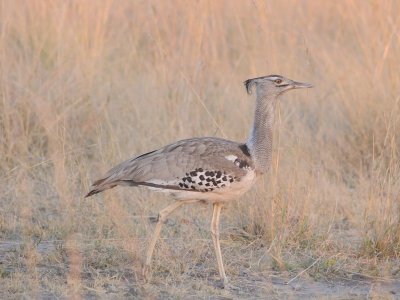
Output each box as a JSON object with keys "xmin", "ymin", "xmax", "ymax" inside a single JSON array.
[{"xmin": 1, "ymin": 0, "xmax": 400, "ymax": 298}]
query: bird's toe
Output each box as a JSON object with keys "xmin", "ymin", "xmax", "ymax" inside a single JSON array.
[{"xmin": 141, "ymin": 264, "xmax": 151, "ymax": 282}]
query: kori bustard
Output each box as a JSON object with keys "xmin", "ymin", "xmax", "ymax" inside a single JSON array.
[{"xmin": 86, "ymin": 75, "xmax": 313, "ymax": 287}]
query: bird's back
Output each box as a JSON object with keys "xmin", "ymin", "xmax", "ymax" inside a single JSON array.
[{"xmin": 86, "ymin": 137, "xmax": 256, "ymax": 201}]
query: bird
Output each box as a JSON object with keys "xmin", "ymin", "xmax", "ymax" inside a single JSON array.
[{"xmin": 85, "ymin": 74, "xmax": 313, "ymax": 288}]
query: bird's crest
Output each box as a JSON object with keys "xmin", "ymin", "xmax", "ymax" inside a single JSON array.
[{"xmin": 244, "ymin": 78, "xmax": 256, "ymax": 95}]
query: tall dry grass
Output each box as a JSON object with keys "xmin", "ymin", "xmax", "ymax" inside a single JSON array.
[{"xmin": 0, "ymin": 0, "xmax": 399, "ymax": 297}]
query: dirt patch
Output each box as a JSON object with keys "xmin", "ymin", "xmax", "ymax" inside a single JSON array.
[{"xmin": 1, "ymin": 240, "xmax": 399, "ymax": 299}]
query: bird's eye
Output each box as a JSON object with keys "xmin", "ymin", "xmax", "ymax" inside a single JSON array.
[{"xmin": 274, "ymin": 79, "xmax": 282, "ymax": 84}]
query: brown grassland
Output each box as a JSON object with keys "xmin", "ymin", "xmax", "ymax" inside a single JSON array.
[{"xmin": 1, "ymin": 0, "xmax": 400, "ymax": 298}]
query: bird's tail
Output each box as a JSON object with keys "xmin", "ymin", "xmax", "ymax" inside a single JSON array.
[
  {"xmin": 85, "ymin": 158, "xmax": 142, "ymax": 198},
  {"xmin": 85, "ymin": 178, "xmax": 116, "ymax": 198},
  {"xmin": 85, "ymin": 177, "xmax": 140, "ymax": 197}
]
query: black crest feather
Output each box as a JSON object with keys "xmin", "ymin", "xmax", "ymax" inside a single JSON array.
[{"xmin": 244, "ymin": 78, "xmax": 256, "ymax": 95}]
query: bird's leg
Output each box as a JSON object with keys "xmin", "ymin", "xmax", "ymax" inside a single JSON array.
[
  {"xmin": 142, "ymin": 200, "xmax": 197, "ymax": 281},
  {"xmin": 210, "ymin": 202, "xmax": 228, "ymax": 287}
]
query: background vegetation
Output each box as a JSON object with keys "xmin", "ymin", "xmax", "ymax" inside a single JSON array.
[{"xmin": 1, "ymin": 0, "xmax": 399, "ymax": 298}]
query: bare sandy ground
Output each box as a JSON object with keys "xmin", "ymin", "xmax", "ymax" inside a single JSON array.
[{"xmin": 1, "ymin": 240, "xmax": 398, "ymax": 299}]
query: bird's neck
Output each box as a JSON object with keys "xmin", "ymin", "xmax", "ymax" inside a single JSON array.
[{"xmin": 246, "ymin": 94, "xmax": 276, "ymax": 174}]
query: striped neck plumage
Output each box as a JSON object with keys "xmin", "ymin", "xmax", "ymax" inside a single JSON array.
[{"xmin": 246, "ymin": 93, "xmax": 276, "ymax": 174}]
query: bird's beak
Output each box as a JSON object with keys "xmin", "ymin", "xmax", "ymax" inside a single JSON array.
[{"xmin": 292, "ymin": 81, "xmax": 313, "ymax": 89}]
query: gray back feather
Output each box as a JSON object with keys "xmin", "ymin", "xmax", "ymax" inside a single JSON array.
[{"xmin": 86, "ymin": 137, "xmax": 254, "ymax": 196}]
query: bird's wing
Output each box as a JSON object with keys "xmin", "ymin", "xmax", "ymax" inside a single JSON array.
[{"xmin": 86, "ymin": 137, "xmax": 254, "ymax": 196}]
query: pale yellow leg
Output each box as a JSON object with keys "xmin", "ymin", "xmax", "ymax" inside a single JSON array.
[
  {"xmin": 142, "ymin": 200, "xmax": 198, "ymax": 281},
  {"xmin": 210, "ymin": 202, "xmax": 228, "ymax": 287}
]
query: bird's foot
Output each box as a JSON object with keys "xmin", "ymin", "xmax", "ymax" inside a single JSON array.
[
  {"xmin": 223, "ymin": 277, "xmax": 229, "ymax": 288},
  {"xmin": 141, "ymin": 263, "xmax": 151, "ymax": 283},
  {"xmin": 220, "ymin": 277, "xmax": 239, "ymax": 291},
  {"xmin": 214, "ymin": 276, "xmax": 231, "ymax": 289}
]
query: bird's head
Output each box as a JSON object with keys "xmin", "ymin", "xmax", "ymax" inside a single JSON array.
[{"xmin": 244, "ymin": 74, "xmax": 313, "ymax": 97}]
